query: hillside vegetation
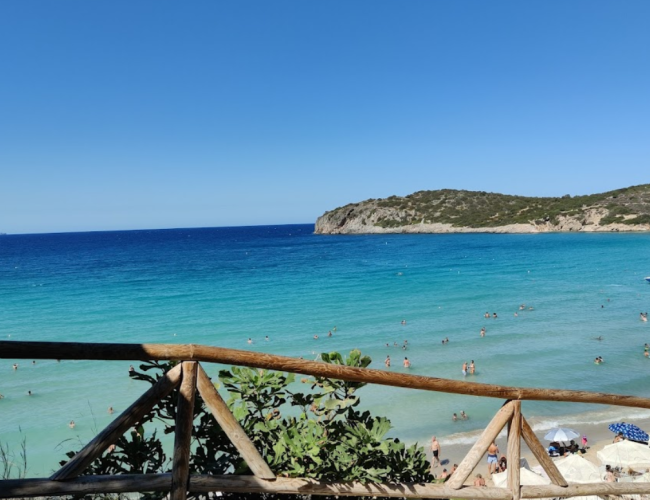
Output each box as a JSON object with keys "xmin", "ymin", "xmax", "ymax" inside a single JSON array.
[{"xmin": 315, "ymin": 184, "xmax": 650, "ymax": 234}]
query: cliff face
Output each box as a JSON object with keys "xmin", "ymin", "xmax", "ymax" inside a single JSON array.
[{"xmin": 315, "ymin": 185, "xmax": 650, "ymax": 234}]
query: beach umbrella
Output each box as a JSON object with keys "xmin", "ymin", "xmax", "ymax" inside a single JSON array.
[
  {"xmin": 608, "ymin": 422, "xmax": 649, "ymax": 442},
  {"xmin": 597, "ymin": 440, "xmax": 650, "ymax": 467},
  {"xmin": 492, "ymin": 468, "xmax": 550, "ymax": 487},
  {"xmin": 555, "ymin": 454, "xmax": 602, "ymax": 483},
  {"xmin": 544, "ymin": 427, "xmax": 580, "ymax": 442}
]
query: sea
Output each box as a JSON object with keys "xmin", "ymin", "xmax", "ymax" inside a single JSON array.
[{"xmin": 1, "ymin": 224, "xmax": 650, "ymax": 477}]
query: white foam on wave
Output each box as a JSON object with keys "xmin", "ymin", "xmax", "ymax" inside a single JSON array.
[
  {"xmin": 438, "ymin": 407, "xmax": 650, "ymax": 447},
  {"xmin": 527, "ymin": 407, "xmax": 650, "ymax": 432}
]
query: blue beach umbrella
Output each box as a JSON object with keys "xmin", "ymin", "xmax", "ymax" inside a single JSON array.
[{"xmin": 608, "ymin": 422, "xmax": 649, "ymax": 442}]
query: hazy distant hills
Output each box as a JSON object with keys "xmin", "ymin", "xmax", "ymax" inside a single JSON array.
[{"xmin": 315, "ymin": 184, "xmax": 650, "ymax": 234}]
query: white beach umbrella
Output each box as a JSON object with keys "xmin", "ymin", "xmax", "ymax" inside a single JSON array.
[
  {"xmin": 492, "ymin": 467, "xmax": 550, "ymax": 488},
  {"xmin": 555, "ymin": 454, "xmax": 602, "ymax": 483},
  {"xmin": 597, "ymin": 440, "xmax": 650, "ymax": 467},
  {"xmin": 544, "ymin": 427, "xmax": 580, "ymax": 442}
]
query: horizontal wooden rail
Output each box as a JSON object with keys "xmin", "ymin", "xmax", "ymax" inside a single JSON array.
[
  {"xmin": 4, "ymin": 475, "xmax": 650, "ymax": 500},
  {"xmin": 3, "ymin": 340, "xmax": 650, "ymax": 408},
  {"xmin": 0, "ymin": 475, "xmax": 511, "ymax": 499}
]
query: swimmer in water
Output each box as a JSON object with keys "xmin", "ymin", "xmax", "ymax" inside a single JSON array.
[
  {"xmin": 247, "ymin": 338, "xmax": 253, "ymax": 344},
  {"xmin": 12, "ymin": 364, "xmax": 18, "ymax": 370},
  {"xmin": 69, "ymin": 420, "xmax": 76, "ymax": 429},
  {"xmin": 265, "ymin": 336, "xmax": 269, "ymax": 341},
  {"xmin": 313, "ymin": 335, "xmax": 319, "ymax": 340},
  {"xmin": 403, "ymin": 357, "xmax": 410, "ymax": 368},
  {"xmin": 480, "ymin": 327, "xmax": 485, "ymax": 337},
  {"xmin": 108, "ymin": 406, "xmax": 114, "ymax": 414}
]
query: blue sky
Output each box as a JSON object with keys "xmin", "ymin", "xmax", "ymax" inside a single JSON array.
[{"xmin": 1, "ymin": 1, "xmax": 648, "ymax": 234}]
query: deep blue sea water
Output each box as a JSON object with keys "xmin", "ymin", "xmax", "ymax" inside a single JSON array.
[{"xmin": 1, "ymin": 224, "xmax": 650, "ymax": 476}]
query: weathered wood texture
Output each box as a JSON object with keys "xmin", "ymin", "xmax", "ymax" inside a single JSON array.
[
  {"xmin": 447, "ymin": 401, "xmax": 514, "ymax": 489},
  {"xmin": 4, "ymin": 340, "xmax": 650, "ymax": 408},
  {"xmin": 171, "ymin": 362, "xmax": 197, "ymax": 500},
  {"xmin": 520, "ymin": 416, "xmax": 567, "ymax": 487},
  {"xmin": 0, "ymin": 475, "xmax": 172, "ymax": 498},
  {"xmin": 0, "ymin": 475, "xmax": 512, "ymax": 500},
  {"xmin": 196, "ymin": 364, "xmax": 275, "ymax": 479},
  {"xmin": 507, "ymin": 401, "xmax": 521, "ymax": 500},
  {"xmin": 520, "ymin": 482, "xmax": 650, "ymax": 498},
  {"xmin": 5, "ymin": 474, "xmax": 650, "ymax": 500},
  {"xmin": 5, "ymin": 475, "xmax": 650, "ymax": 500},
  {"xmin": 50, "ymin": 363, "xmax": 183, "ymax": 481}
]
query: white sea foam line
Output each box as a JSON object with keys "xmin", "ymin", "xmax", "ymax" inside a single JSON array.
[{"xmin": 436, "ymin": 407, "xmax": 650, "ymax": 447}]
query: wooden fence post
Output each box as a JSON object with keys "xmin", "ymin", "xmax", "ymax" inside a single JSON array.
[{"xmin": 171, "ymin": 361, "xmax": 198, "ymax": 500}]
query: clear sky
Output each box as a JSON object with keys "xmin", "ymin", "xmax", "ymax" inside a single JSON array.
[{"xmin": 1, "ymin": 1, "xmax": 648, "ymax": 234}]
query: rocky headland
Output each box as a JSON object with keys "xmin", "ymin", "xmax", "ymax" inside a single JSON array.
[{"xmin": 315, "ymin": 184, "xmax": 650, "ymax": 234}]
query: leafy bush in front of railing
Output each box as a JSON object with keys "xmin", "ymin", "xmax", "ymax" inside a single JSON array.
[{"xmin": 61, "ymin": 351, "xmax": 432, "ymax": 499}]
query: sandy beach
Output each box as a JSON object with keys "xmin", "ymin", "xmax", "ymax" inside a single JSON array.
[{"xmin": 430, "ymin": 413, "xmax": 650, "ymax": 485}]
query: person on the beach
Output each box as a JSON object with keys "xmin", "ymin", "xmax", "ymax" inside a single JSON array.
[
  {"xmin": 614, "ymin": 432, "xmax": 624, "ymax": 443},
  {"xmin": 385, "ymin": 356, "xmax": 391, "ymax": 368},
  {"xmin": 605, "ymin": 465, "xmax": 615, "ymax": 482},
  {"xmin": 462, "ymin": 361, "xmax": 468, "ymax": 376},
  {"xmin": 403, "ymin": 357, "xmax": 410, "ymax": 368},
  {"xmin": 451, "ymin": 464, "xmax": 458, "ymax": 475},
  {"xmin": 498, "ymin": 456, "xmax": 507, "ymax": 472},
  {"xmin": 431, "ymin": 436, "xmax": 441, "ymax": 467},
  {"xmin": 460, "ymin": 410, "xmax": 468, "ymax": 420},
  {"xmin": 487, "ymin": 441, "xmax": 500, "ymax": 474},
  {"xmin": 439, "ymin": 468, "xmax": 449, "ymax": 479},
  {"xmin": 473, "ymin": 473, "xmax": 486, "ymax": 486},
  {"xmin": 480, "ymin": 327, "xmax": 485, "ymax": 337},
  {"xmin": 581, "ymin": 435, "xmax": 588, "ymax": 449},
  {"xmin": 469, "ymin": 360, "xmax": 475, "ymax": 374}
]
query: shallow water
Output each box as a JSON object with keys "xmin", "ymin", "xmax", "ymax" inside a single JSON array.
[{"xmin": 1, "ymin": 225, "xmax": 649, "ymax": 475}]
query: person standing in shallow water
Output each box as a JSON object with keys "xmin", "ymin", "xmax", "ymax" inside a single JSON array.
[{"xmin": 385, "ymin": 356, "xmax": 391, "ymax": 367}]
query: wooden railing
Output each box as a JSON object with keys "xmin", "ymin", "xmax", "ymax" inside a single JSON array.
[{"xmin": 2, "ymin": 340, "xmax": 650, "ymax": 500}]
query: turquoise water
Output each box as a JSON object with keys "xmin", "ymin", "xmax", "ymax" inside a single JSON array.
[{"xmin": 1, "ymin": 225, "xmax": 650, "ymax": 476}]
